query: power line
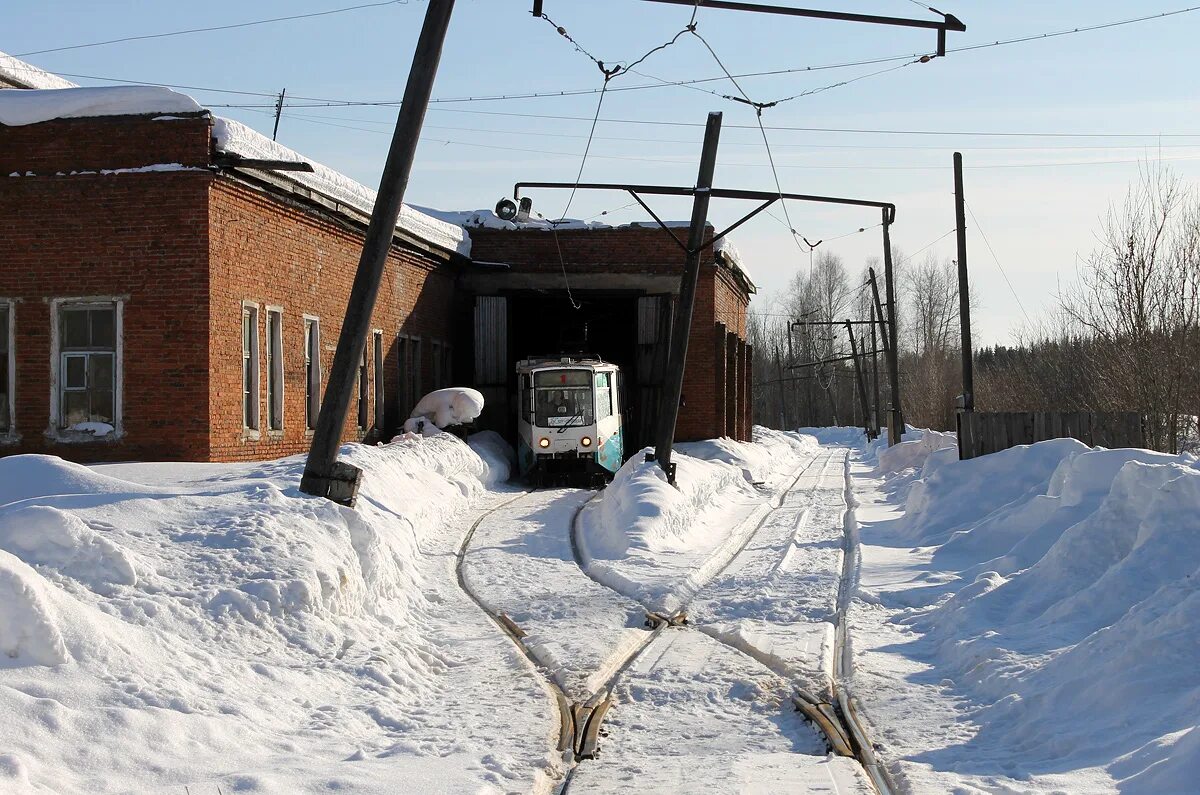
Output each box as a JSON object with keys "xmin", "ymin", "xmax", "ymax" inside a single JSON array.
[
  {"xmin": 14, "ymin": 0, "xmax": 412, "ymax": 57},
  {"xmin": 964, "ymin": 200, "xmax": 1032, "ymax": 324}
]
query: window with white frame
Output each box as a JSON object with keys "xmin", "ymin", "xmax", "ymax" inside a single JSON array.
[
  {"xmin": 58, "ymin": 302, "xmax": 119, "ymax": 433},
  {"xmin": 242, "ymin": 304, "xmax": 260, "ymax": 432},
  {"xmin": 373, "ymin": 330, "xmax": 385, "ymax": 431},
  {"xmin": 266, "ymin": 309, "xmax": 284, "ymax": 432},
  {"xmin": 0, "ymin": 301, "xmax": 12, "ymax": 433},
  {"xmin": 304, "ymin": 317, "xmax": 320, "ymax": 430}
]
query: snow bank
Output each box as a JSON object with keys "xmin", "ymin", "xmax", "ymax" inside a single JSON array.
[
  {"xmin": 875, "ymin": 427, "xmax": 956, "ymax": 476},
  {"xmin": 856, "ymin": 439, "xmax": 1200, "ymax": 792},
  {"xmin": 0, "ymin": 86, "xmax": 202, "ymax": 126},
  {"xmin": 0, "ymin": 435, "xmax": 546, "ymax": 793},
  {"xmin": 578, "ymin": 428, "xmax": 817, "ymax": 612}
]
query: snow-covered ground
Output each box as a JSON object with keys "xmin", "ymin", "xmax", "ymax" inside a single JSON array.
[
  {"xmin": 847, "ymin": 430, "xmax": 1200, "ymax": 794},
  {"xmin": 0, "ymin": 436, "xmax": 560, "ymax": 794}
]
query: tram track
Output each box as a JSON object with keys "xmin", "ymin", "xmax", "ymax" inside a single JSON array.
[{"xmin": 455, "ymin": 445, "xmax": 889, "ymax": 793}]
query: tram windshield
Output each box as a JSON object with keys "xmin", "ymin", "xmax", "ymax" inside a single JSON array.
[{"xmin": 534, "ymin": 370, "xmax": 594, "ymax": 428}]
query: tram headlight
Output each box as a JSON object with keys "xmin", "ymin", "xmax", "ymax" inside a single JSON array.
[
  {"xmin": 580, "ymin": 436, "xmax": 592, "ymax": 447},
  {"xmin": 539, "ymin": 437, "xmax": 550, "ymax": 449}
]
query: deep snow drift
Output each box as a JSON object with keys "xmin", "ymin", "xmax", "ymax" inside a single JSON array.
[
  {"xmin": 576, "ymin": 428, "xmax": 821, "ymax": 614},
  {"xmin": 849, "ymin": 431, "xmax": 1200, "ymax": 793},
  {"xmin": 0, "ymin": 435, "xmax": 558, "ymax": 794}
]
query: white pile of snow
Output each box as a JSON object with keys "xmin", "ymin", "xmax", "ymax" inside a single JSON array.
[
  {"xmin": 577, "ymin": 428, "xmax": 818, "ymax": 613},
  {"xmin": 875, "ymin": 427, "xmax": 956, "ymax": 476},
  {"xmin": 0, "ymin": 435, "xmax": 556, "ymax": 793},
  {"xmin": 0, "ymin": 50, "xmax": 79, "ymax": 90},
  {"xmin": 852, "ymin": 438, "xmax": 1200, "ymax": 793},
  {"xmin": 0, "ymin": 85, "xmax": 202, "ymax": 126},
  {"xmin": 407, "ymin": 387, "xmax": 485, "ymax": 428}
]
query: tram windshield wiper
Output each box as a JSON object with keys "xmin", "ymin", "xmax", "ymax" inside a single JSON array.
[{"xmin": 556, "ymin": 410, "xmax": 585, "ymax": 433}]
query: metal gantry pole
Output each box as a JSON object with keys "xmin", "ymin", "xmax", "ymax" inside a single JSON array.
[
  {"xmin": 301, "ymin": 0, "xmax": 456, "ymax": 504},
  {"xmin": 652, "ymin": 111, "xmax": 723, "ymax": 483},
  {"xmin": 882, "ymin": 209, "xmax": 904, "ymax": 444}
]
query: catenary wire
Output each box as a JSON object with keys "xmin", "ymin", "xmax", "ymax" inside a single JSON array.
[{"xmin": 964, "ymin": 200, "xmax": 1033, "ymax": 324}]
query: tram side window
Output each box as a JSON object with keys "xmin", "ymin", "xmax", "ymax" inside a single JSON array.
[
  {"xmin": 534, "ymin": 370, "xmax": 594, "ymax": 428},
  {"xmin": 595, "ymin": 372, "xmax": 612, "ymax": 421}
]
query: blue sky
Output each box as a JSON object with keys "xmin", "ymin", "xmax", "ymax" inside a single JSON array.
[{"xmin": 7, "ymin": 1, "xmax": 1200, "ymax": 343}]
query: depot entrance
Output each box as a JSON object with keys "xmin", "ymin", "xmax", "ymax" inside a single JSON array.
[{"xmin": 469, "ymin": 290, "xmax": 673, "ymax": 458}]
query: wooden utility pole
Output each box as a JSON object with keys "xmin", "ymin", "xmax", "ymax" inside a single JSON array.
[
  {"xmin": 301, "ymin": 0, "xmax": 456, "ymax": 504},
  {"xmin": 881, "ymin": 210, "xmax": 904, "ymax": 444},
  {"xmin": 954, "ymin": 151, "xmax": 975, "ymax": 461},
  {"xmin": 653, "ymin": 112, "xmax": 722, "ymax": 483},
  {"xmin": 954, "ymin": 152, "xmax": 974, "ymax": 412},
  {"xmin": 870, "ymin": 303, "xmax": 881, "ymax": 438},
  {"xmin": 846, "ymin": 320, "xmax": 871, "ymax": 438},
  {"xmin": 774, "ymin": 345, "xmax": 790, "ymax": 430},
  {"xmin": 272, "ymin": 88, "xmax": 286, "ymax": 141}
]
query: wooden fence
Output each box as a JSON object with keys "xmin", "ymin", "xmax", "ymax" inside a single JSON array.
[{"xmin": 957, "ymin": 411, "xmax": 1145, "ymax": 460}]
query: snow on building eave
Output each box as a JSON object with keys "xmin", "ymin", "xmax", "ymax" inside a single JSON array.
[
  {"xmin": 714, "ymin": 235, "xmax": 756, "ymax": 294},
  {"xmin": 212, "ymin": 117, "xmax": 471, "ymax": 260},
  {"xmin": 0, "ymin": 50, "xmax": 78, "ymax": 90}
]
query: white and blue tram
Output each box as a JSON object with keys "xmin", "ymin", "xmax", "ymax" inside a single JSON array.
[{"xmin": 516, "ymin": 357, "xmax": 624, "ymax": 485}]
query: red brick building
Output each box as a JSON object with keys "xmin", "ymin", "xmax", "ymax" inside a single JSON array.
[{"xmin": 0, "ymin": 86, "xmax": 755, "ymax": 464}]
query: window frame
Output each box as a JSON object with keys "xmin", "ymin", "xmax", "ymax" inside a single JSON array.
[
  {"xmin": 357, "ymin": 341, "xmax": 370, "ymax": 433},
  {"xmin": 241, "ymin": 301, "xmax": 261, "ymax": 437},
  {"xmin": 0, "ymin": 299, "xmax": 15, "ymax": 440},
  {"xmin": 48, "ymin": 297, "xmax": 124, "ymax": 442},
  {"xmin": 304, "ymin": 315, "xmax": 321, "ymax": 433},
  {"xmin": 372, "ymin": 329, "xmax": 385, "ymax": 433},
  {"xmin": 265, "ymin": 307, "xmax": 284, "ymax": 434}
]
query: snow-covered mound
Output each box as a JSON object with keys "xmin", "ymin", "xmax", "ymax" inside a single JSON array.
[
  {"xmin": 855, "ymin": 439, "xmax": 1200, "ymax": 793},
  {"xmin": 407, "ymin": 387, "xmax": 485, "ymax": 428},
  {"xmin": 0, "ymin": 436, "xmax": 550, "ymax": 793},
  {"xmin": 577, "ymin": 428, "xmax": 818, "ymax": 613}
]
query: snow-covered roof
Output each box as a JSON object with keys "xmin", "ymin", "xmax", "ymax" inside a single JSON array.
[
  {"xmin": 0, "ymin": 50, "xmax": 78, "ymax": 90},
  {"xmin": 436, "ymin": 208, "xmax": 754, "ymax": 291},
  {"xmin": 213, "ymin": 118, "xmax": 470, "ymax": 258},
  {"xmin": 0, "ymin": 85, "xmax": 203, "ymax": 126},
  {"xmin": 0, "ymin": 83, "xmax": 471, "ymax": 258}
]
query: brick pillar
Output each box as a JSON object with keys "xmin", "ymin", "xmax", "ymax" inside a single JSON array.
[
  {"xmin": 714, "ymin": 322, "xmax": 727, "ymax": 438},
  {"xmin": 737, "ymin": 338, "xmax": 749, "ymax": 441},
  {"xmin": 743, "ymin": 342, "xmax": 753, "ymax": 441},
  {"xmin": 725, "ymin": 331, "xmax": 738, "ymax": 438}
]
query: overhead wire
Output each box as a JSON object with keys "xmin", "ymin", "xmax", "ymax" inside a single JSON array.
[
  {"xmin": 964, "ymin": 200, "xmax": 1033, "ymax": 324},
  {"xmin": 14, "ymin": 0, "xmax": 412, "ymax": 57}
]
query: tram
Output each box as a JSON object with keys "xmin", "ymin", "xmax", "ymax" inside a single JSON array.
[{"xmin": 516, "ymin": 356, "xmax": 624, "ymax": 486}]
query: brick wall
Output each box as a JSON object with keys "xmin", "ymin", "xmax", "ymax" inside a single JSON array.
[
  {"xmin": 1, "ymin": 113, "xmax": 459, "ymax": 464},
  {"xmin": 468, "ymin": 226, "xmax": 752, "ymax": 442},
  {"xmin": 0, "ymin": 170, "xmax": 213, "ymax": 461},
  {"xmin": 206, "ymin": 178, "xmax": 458, "ymax": 461}
]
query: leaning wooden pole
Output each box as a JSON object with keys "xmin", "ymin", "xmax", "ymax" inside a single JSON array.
[
  {"xmin": 301, "ymin": 0, "xmax": 456, "ymax": 504},
  {"xmin": 652, "ymin": 112, "xmax": 723, "ymax": 483}
]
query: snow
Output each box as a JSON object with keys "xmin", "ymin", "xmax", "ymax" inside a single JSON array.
[
  {"xmin": 64, "ymin": 421, "xmax": 114, "ymax": 436},
  {"xmin": 577, "ymin": 429, "xmax": 822, "ymax": 615},
  {"xmin": 847, "ymin": 435, "xmax": 1200, "ymax": 793},
  {"xmin": 0, "ymin": 51, "xmax": 78, "ymax": 90},
  {"xmin": 407, "ymin": 386, "xmax": 485, "ymax": 428},
  {"xmin": 0, "ymin": 86, "xmax": 201, "ymax": 126},
  {"xmin": 0, "ymin": 436, "xmax": 562, "ymax": 793},
  {"xmin": 212, "ymin": 118, "xmax": 471, "ymax": 258}
]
